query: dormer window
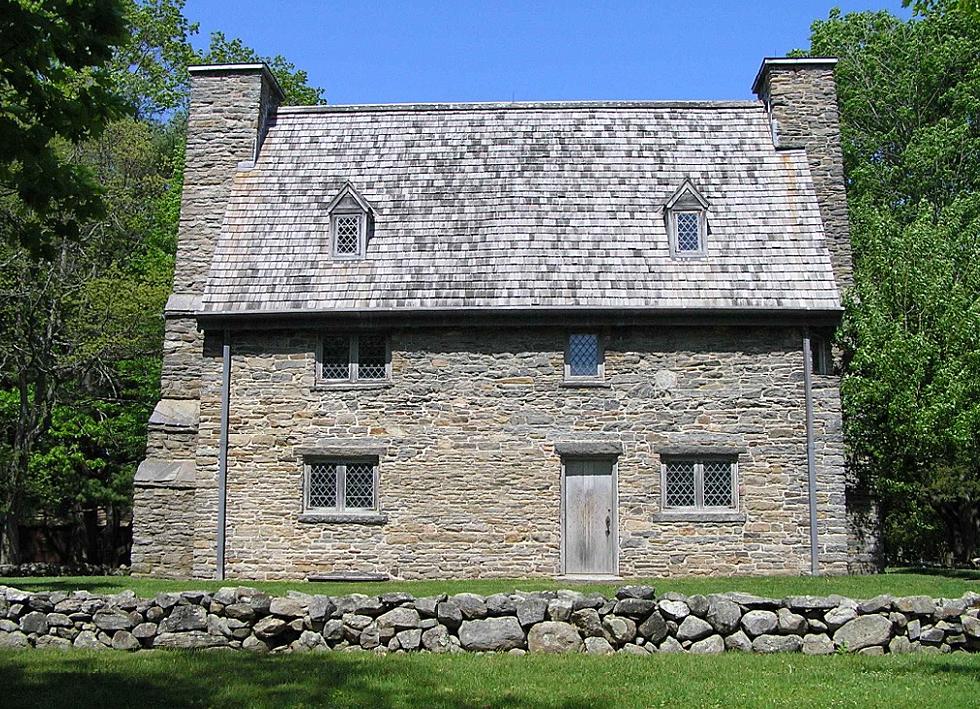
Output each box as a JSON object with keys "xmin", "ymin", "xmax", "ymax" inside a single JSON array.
[
  {"xmin": 327, "ymin": 183, "xmax": 372, "ymax": 259},
  {"xmin": 664, "ymin": 180, "xmax": 710, "ymax": 258}
]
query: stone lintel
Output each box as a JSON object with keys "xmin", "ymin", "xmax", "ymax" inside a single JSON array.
[
  {"xmin": 134, "ymin": 459, "xmax": 196, "ymax": 489},
  {"xmin": 295, "ymin": 442, "xmax": 387, "ymax": 458},
  {"xmin": 554, "ymin": 440, "xmax": 623, "ymax": 457},
  {"xmin": 657, "ymin": 443, "xmax": 747, "ymax": 457}
]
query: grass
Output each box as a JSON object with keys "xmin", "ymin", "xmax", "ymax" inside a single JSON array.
[
  {"xmin": 1, "ymin": 649, "xmax": 979, "ymax": 708},
  {"xmin": 3, "ymin": 568, "xmax": 978, "ymax": 600}
]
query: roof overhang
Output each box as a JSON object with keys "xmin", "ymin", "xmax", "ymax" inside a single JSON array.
[{"xmin": 194, "ymin": 306, "xmax": 844, "ymax": 332}]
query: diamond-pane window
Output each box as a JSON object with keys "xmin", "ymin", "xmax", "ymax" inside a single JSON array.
[
  {"xmin": 320, "ymin": 336, "xmax": 351, "ymax": 380},
  {"xmin": 318, "ymin": 335, "xmax": 389, "ymax": 383},
  {"xmin": 345, "ymin": 463, "xmax": 375, "ymax": 509},
  {"xmin": 567, "ymin": 334, "xmax": 600, "ymax": 378},
  {"xmin": 358, "ymin": 335, "xmax": 387, "ymax": 380},
  {"xmin": 675, "ymin": 212, "xmax": 701, "ymax": 252},
  {"xmin": 304, "ymin": 460, "xmax": 378, "ymax": 512},
  {"xmin": 664, "ymin": 461, "xmax": 697, "ymax": 507},
  {"xmin": 308, "ymin": 463, "xmax": 338, "ymax": 509},
  {"xmin": 663, "ymin": 458, "xmax": 737, "ymax": 510},
  {"xmin": 703, "ymin": 461, "xmax": 733, "ymax": 507},
  {"xmin": 333, "ymin": 214, "xmax": 361, "ymax": 256}
]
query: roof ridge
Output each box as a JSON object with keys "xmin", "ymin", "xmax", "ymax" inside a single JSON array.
[{"xmin": 276, "ymin": 99, "xmax": 762, "ymax": 115}]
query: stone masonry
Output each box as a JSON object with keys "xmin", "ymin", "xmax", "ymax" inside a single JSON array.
[
  {"xmin": 2, "ymin": 584, "xmax": 978, "ymax": 656},
  {"xmin": 185, "ymin": 326, "xmax": 848, "ymax": 580}
]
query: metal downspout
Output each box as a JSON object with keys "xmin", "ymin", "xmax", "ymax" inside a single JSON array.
[
  {"xmin": 802, "ymin": 330, "xmax": 820, "ymax": 575},
  {"xmin": 216, "ymin": 330, "xmax": 231, "ymax": 580}
]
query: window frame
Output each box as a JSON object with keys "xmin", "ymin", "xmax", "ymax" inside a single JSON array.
[
  {"xmin": 303, "ymin": 458, "xmax": 379, "ymax": 514},
  {"xmin": 810, "ymin": 335, "xmax": 831, "ymax": 375},
  {"xmin": 330, "ymin": 211, "xmax": 367, "ymax": 259},
  {"xmin": 661, "ymin": 456, "xmax": 738, "ymax": 511},
  {"xmin": 316, "ymin": 333, "xmax": 391, "ymax": 386},
  {"xmin": 563, "ymin": 332, "xmax": 605, "ymax": 383},
  {"xmin": 668, "ymin": 208, "xmax": 708, "ymax": 258}
]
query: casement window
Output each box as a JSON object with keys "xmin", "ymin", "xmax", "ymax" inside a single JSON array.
[
  {"xmin": 565, "ymin": 333, "xmax": 604, "ymax": 381},
  {"xmin": 810, "ymin": 335, "xmax": 831, "ymax": 375},
  {"xmin": 318, "ymin": 334, "xmax": 390, "ymax": 384},
  {"xmin": 664, "ymin": 180, "xmax": 710, "ymax": 258},
  {"xmin": 662, "ymin": 458, "xmax": 737, "ymax": 510},
  {"xmin": 305, "ymin": 460, "xmax": 378, "ymax": 512}
]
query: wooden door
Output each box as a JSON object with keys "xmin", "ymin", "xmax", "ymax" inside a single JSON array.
[{"xmin": 563, "ymin": 458, "xmax": 616, "ymax": 575}]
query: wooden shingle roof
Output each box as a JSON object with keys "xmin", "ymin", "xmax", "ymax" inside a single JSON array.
[{"xmin": 201, "ymin": 101, "xmax": 841, "ymax": 316}]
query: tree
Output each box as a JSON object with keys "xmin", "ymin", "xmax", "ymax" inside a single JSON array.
[{"xmin": 806, "ymin": 2, "xmax": 980, "ymax": 563}]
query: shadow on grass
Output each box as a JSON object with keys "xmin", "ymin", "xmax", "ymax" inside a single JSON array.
[
  {"xmin": 889, "ymin": 567, "xmax": 980, "ymax": 582},
  {"xmin": 0, "ymin": 651, "xmax": 602, "ymax": 709}
]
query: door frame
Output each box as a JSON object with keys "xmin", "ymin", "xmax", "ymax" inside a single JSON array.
[{"xmin": 559, "ymin": 456, "xmax": 619, "ymax": 577}]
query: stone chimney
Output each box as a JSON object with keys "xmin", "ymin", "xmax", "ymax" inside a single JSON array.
[
  {"xmin": 753, "ymin": 58, "xmax": 852, "ymax": 291},
  {"xmin": 132, "ymin": 64, "xmax": 283, "ymax": 577}
]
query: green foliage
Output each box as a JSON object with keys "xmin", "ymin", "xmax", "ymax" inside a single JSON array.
[
  {"xmin": 0, "ymin": 0, "xmax": 128, "ymax": 255},
  {"xmin": 807, "ymin": 1, "xmax": 980, "ymax": 562}
]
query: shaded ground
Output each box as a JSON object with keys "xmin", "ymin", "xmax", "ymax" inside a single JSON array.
[
  {"xmin": 3, "ymin": 569, "xmax": 978, "ymax": 600},
  {"xmin": 1, "ymin": 649, "xmax": 978, "ymax": 708}
]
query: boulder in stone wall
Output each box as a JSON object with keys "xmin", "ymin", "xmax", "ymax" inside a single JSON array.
[
  {"xmin": 658, "ymin": 600, "xmax": 690, "ymax": 622},
  {"xmin": 889, "ymin": 635, "xmax": 912, "ymax": 654},
  {"xmin": 19, "ymin": 611, "xmax": 48, "ymax": 635},
  {"xmin": 584, "ymin": 636, "xmax": 615, "ymax": 655},
  {"xmin": 706, "ymin": 598, "xmax": 741, "ymax": 636},
  {"xmin": 613, "ymin": 598, "xmax": 657, "ymax": 618},
  {"xmin": 451, "ymin": 593, "xmax": 487, "ymax": 620},
  {"xmin": 342, "ymin": 614, "xmax": 373, "ymax": 631},
  {"xmin": 571, "ymin": 608, "xmax": 605, "ymax": 638},
  {"xmin": 436, "ymin": 601, "xmax": 463, "ymax": 629},
  {"xmin": 0, "ymin": 631, "xmax": 29, "ymax": 649},
  {"xmin": 619, "ymin": 643, "xmax": 649, "ymax": 655},
  {"xmin": 321, "ymin": 619, "xmax": 343, "ymax": 643},
  {"xmin": 752, "ymin": 634, "xmax": 803, "ymax": 653},
  {"xmin": 724, "ymin": 593, "xmax": 780, "ymax": 610},
  {"xmin": 527, "ymin": 621, "xmax": 583, "ymax": 654},
  {"xmin": 35, "ymin": 635, "xmax": 72, "ymax": 650},
  {"xmin": 421, "ymin": 625, "xmax": 452, "ymax": 653},
  {"xmin": 132, "ymin": 622, "xmax": 157, "ymax": 640},
  {"xmin": 919, "ymin": 626, "xmax": 945, "ymax": 644},
  {"xmin": 242, "ymin": 635, "xmax": 269, "ymax": 653},
  {"xmin": 516, "ymin": 597, "xmax": 548, "ymax": 628},
  {"xmin": 638, "ymin": 611, "xmax": 668, "ymax": 644},
  {"xmin": 485, "ymin": 594, "xmax": 516, "ymax": 616},
  {"xmin": 724, "ymin": 630, "xmax": 751, "ymax": 652},
  {"xmin": 962, "ymin": 615, "xmax": 980, "ymax": 638},
  {"xmin": 658, "ymin": 636, "xmax": 685, "ymax": 653},
  {"xmin": 380, "ymin": 592, "xmax": 414, "ymax": 607},
  {"xmin": 72, "ymin": 630, "xmax": 107, "ymax": 650},
  {"xmin": 833, "ymin": 614, "xmax": 892, "ymax": 651},
  {"xmin": 784, "ymin": 596, "xmax": 839, "ymax": 612},
  {"xmin": 0, "ymin": 619, "xmax": 18, "ymax": 633},
  {"xmin": 690, "ymin": 634, "xmax": 725, "ymax": 654},
  {"xmin": 741, "ymin": 610, "xmax": 778, "ymax": 637},
  {"xmin": 359, "ymin": 623, "xmax": 381, "ymax": 649},
  {"xmin": 45, "ymin": 613, "xmax": 72, "ymax": 628},
  {"xmin": 308, "ymin": 596, "xmax": 336, "ymax": 622},
  {"xmin": 252, "ymin": 616, "xmax": 287, "ymax": 641},
  {"xmin": 602, "ymin": 615, "xmax": 636, "ymax": 645},
  {"xmin": 296, "ymin": 630, "xmax": 327, "ymax": 652},
  {"xmin": 857, "ymin": 595, "xmax": 893, "ymax": 614},
  {"xmin": 354, "ymin": 596, "xmax": 384, "ymax": 617},
  {"xmin": 458, "ymin": 617, "xmax": 525, "ymax": 652},
  {"xmin": 93, "ymin": 608, "xmax": 134, "ymax": 632},
  {"xmin": 414, "ymin": 596, "xmax": 443, "ymax": 618},
  {"xmin": 616, "ymin": 585, "xmax": 655, "ymax": 600},
  {"xmin": 158, "ymin": 605, "xmax": 207, "ymax": 633},
  {"xmin": 824, "ymin": 606, "xmax": 857, "ymax": 630},
  {"xmin": 676, "ymin": 615, "xmax": 713, "ymax": 642},
  {"xmin": 154, "ymin": 632, "xmax": 229, "ymax": 650},
  {"xmin": 111, "ymin": 631, "xmax": 141, "ymax": 652},
  {"xmin": 893, "ymin": 596, "xmax": 936, "ymax": 616},
  {"xmin": 547, "ymin": 598, "xmax": 573, "ymax": 622},
  {"xmin": 376, "ymin": 607, "xmax": 420, "ymax": 632},
  {"xmin": 777, "ymin": 608, "xmax": 807, "ymax": 636},
  {"xmin": 396, "ymin": 628, "xmax": 422, "ymax": 651},
  {"xmin": 269, "ymin": 597, "xmax": 306, "ymax": 618},
  {"xmin": 802, "ymin": 633, "xmax": 834, "ymax": 655}
]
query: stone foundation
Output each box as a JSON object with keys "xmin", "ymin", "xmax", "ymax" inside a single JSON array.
[{"xmin": 1, "ymin": 584, "xmax": 976, "ymax": 656}]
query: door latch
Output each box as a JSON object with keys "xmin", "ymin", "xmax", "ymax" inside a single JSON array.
[{"xmin": 605, "ymin": 514, "xmax": 611, "ymax": 535}]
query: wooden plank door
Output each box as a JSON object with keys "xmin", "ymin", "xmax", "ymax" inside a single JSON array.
[{"xmin": 563, "ymin": 458, "xmax": 616, "ymax": 575}]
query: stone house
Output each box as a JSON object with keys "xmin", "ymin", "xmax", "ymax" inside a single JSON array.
[{"xmin": 133, "ymin": 57, "xmax": 878, "ymax": 581}]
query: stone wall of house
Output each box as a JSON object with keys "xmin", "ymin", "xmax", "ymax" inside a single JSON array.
[
  {"xmin": 2, "ymin": 584, "xmax": 977, "ymax": 655},
  {"xmin": 132, "ymin": 66, "xmax": 282, "ymax": 578},
  {"xmin": 176, "ymin": 325, "xmax": 850, "ymax": 581}
]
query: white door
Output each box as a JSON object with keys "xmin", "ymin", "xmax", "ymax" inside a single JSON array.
[{"xmin": 563, "ymin": 458, "xmax": 616, "ymax": 575}]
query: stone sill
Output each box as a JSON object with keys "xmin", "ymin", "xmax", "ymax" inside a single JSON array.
[
  {"xmin": 652, "ymin": 510, "xmax": 746, "ymax": 523},
  {"xmin": 560, "ymin": 380, "xmax": 611, "ymax": 389},
  {"xmin": 298, "ymin": 512, "xmax": 388, "ymax": 525},
  {"xmin": 313, "ymin": 382, "xmax": 393, "ymax": 392}
]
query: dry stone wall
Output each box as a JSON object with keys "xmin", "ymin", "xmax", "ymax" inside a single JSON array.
[{"xmin": 2, "ymin": 584, "xmax": 977, "ymax": 656}]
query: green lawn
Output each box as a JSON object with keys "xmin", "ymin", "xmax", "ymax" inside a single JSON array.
[
  {"xmin": 1, "ymin": 649, "xmax": 978, "ymax": 708},
  {"xmin": 3, "ymin": 568, "xmax": 978, "ymax": 600}
]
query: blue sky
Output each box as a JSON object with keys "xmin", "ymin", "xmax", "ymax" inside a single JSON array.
[{"xmin": 185, "ymin": 1, "xmax": 909, "ymax": 104}]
